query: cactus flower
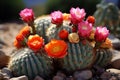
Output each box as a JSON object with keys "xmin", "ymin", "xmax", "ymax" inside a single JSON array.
[
  {"xmin": 68, "ymin": 33, "xmax": 80, "ymax": 43},
  {"xmin": 16, "ymin": 33, "xmax": 25, "ymax": 42},
  {"xmin": 14, "ymin": 39, "xmax": 22, "ymax": 49},
  {"xmin": 19, "ymin": 8, "xmax": 34, "ymax": 23},
  {"xmin": 78, "ymin": 21, "xmax": 93, "ymax": 38},
  {"xmin": 45, "ymin": 40, "xmax": 68, "ymax": 58},
  {"xmin": 58, "ymin": 29, "xmax": 69, "ymax": 40},
  {"xmin": 27, "ymin": 35, "xmax": 44, "ymax": 52},
  {"xmin": 86, "ymin": 16, "xmax": 95, "ymax": 25},
  {"xmin": 51, "ymin": 11, "xmax": 63, "ymax": 24},
  {"xmin": 70, "ymin": 7, "xmax": 86, "ymax": 24},
  {"xmin": 95, "ymin": 27, "xmax": 109, "ymax": 42},
  {"xmin": 100, "ymin": 38, "xmax": 112, "ymax": 48},
  {"xmin": 20, "ymin": 26, "xmax": 30, "ymax": 37}
]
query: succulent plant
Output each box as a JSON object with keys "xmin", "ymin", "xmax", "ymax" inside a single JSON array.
[
  {"xmin": 93, "ymin": 0, "xmax": 120, "ymax": 34},
  {"xmin": 95, "ymin": 49, "xmax": 112, "ymax": 67},
  {"xmin": 8, "ymin": 48, "xmax": 53, "ymax": 80}
]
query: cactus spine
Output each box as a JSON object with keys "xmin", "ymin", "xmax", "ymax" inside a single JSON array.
[{"xmin": 8, "ymin": 48, "xmax": 53, "ymax": 80}]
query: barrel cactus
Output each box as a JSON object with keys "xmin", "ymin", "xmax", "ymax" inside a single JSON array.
[
  {"xmin": 95, "ymin": 49, "xmax": 112, "ymax": 67},
  {"xmin": 93, "ymin": 0, "xmax": 120, "ymax": 34},
  {"xmin": 8, "ymin": 48, "xmax": 53, "ymax": 80}
]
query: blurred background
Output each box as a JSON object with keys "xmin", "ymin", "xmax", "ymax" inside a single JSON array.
[{"xmin": 0, "ymin": 0, "xmax": 119, "ymax": 23}]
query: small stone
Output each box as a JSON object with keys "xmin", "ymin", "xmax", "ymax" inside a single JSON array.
[
  {"xmin": 0, "ymin": 72, "xmax": 4, "ymax": 80},
  {"xmin": 1, "ymin": 67, "xmax": 13, "ymax": 78},
  {"xmin": 53, "ymin": 76, "xmax": 64, "ymax": 80},
  {"xmin": 66, "ymin": 76, "xmax": 74, "ymax": 80},
  {"xmin": 111, "ymin": 50, "xmax": 120, "ymax": 69},
  {"xmin": 109, "ymin": 76, "xmax": 117, "ymax": 80},
  {"xmin": 74, "ymin": 70, "xmax": 92, "ymax": 80},
  {"xmin": 10, "ymin": 75, "xmax": 28, "ymax": 80},
  {"xmin": 106, "ymin": 68, "xmax": 120, "ymax": 74},
  {"xmin": 56, "ymin": 71, "xmax": 66, "ymax": 78},
  {"xmin": 34, "ymin": 76, "xmax": 44, "ymax": 80},
  {"xmin": 100, "ymin": 72, "xmax": 111, "ymax": 80}
]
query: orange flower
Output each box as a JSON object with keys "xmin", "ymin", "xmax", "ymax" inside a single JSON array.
[
  {"xmin": 27, "ymin": 34, "xmax": 44, "ymax": 52},
  {"xmin": 100, "ymin": 38, "xmax": 112, "ymax": 48},
  {"xmin": 89, "ymin": 30, "xmax": 95, "ymax": 40},
  {"xmin": 16, "ymin": 33, "xmax": 25, "ymax": 42},
  {"xmin": 14, "ymin": 39, "xmax": 22, "ymax": 49},
  {"xmin": 45, "ymin": 39, "xmax": 68, "ymax": 58},
  {"xmin": 63, "ymin": 13, "xmax": 71, "ymax": 21},
  {"xmin": 20, "ymin": 26, "xmax": 30, "ymax": 37}
]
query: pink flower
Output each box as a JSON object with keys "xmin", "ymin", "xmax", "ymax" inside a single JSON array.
[
  {"xmin": 19, "ymin": 8, "xmax": 34, "ymax": 23},
  {"xmin": 95, "ymin": 27, "xmax": 109, "ymax": 42},
  {"xmin": 70, "ymin": 7, "xmax": 86, "ymax": 24},
  {"xmin": 50, "ymin": 11, "xmax": 63, "ymax": 24},
  {"xmin": 78, "ymin": 21, "xmax": 92, "ymax": 38}
]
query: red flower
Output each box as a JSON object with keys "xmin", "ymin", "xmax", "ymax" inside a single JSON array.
[
  {"xmin": 14, "ymin": 39, "xmax": 22, "ymax": 49},
  {"xmin": 16, "ymin": 33, "xmax": 25, "ymax": 42},
  {"xmin": 87, "ymin": 16, "xmax": 95, "ymax": 25},
  {"xmin": 45, "ymin": 40, "xmax": 68, "ymax": 58},
  {"xmin": 27, "ymin": 35, "xmax": 44, "ymax": 52},
  {"xmin": 19, "ymin": 8, "xmax": 34, "ymax": 23},
  {"xmin": 50, "ymin": 11, "xmax": 63, "ymax": 24},
  {"xmin": 20, "ymin": 26, "xmax": 30, "ymax": 37},
  {"xmin": 58, "ymin": 30, "xmax": 69, "ymax": 40}
]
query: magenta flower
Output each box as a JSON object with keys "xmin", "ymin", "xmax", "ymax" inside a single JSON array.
[
  {"xmin": 50, "ymin": 11, "xmax": 63, "ymax": 24},
  {"xmin": 70, "ymin": 7, "xmax": 86, "ymax": 24},
  {"xmin": 78, "ymin": 21, "xmax": 92, "ymax": 38},
  {"xmin": 95, "ymin": 27, "xmax": 109, "ymax": 42},
  {"xmin": 19, "ymin": 8, "xmax": 34, "ymax": 23}
]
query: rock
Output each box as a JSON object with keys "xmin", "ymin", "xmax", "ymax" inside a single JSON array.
[
  {"xmin": 1, "ymin": 67, "xmax": 13, "ymax": 78},
  {"xmin": 111, "ymin": 50, "xmax": 120, "ymax": 69},
  {"xmin": 56, "ymin": 71, "xmax": 66, "ymax": 78},
  {"xmin": 74, "ymin": 70, "xmax": 92, "ymax": 80},
  {"xmin": 0, "ymin": 72, "xmax": 4, "ymax": 80},
  {"xmin": 106, "ymin": 68, "xmax": 120, "ymax": 74},
  {"xmin": 109, "ymin": 34, "xmax": 120, "ymax": 50},
  {"xmin": 109, "ymin": 76, "xmax": 117, "ymax": 80},
  {"xmin": 66, "ymin": 76, "xmax": 74, "ymax": 80},
  {"xmin": 53, "ymin": 76, "xmax": 65, "ymax": 80},
  {"xmin": 0, "ymin": 51, "xmax": 10, "ymax": 68},
  {"xmin": 10, "ymin": 75, "xmax": 28, "ymax": 80},
  {"xmin": 100, "ymin": 72, "xmax": 111, "ymax": 80},
  {"xmin": 34, "ymin": 76, "xmax": 44, "ymax": 80}
]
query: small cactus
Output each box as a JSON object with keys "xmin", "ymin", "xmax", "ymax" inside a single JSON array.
[
  {"xmin": 8, "ymin": 48, "xmax": 53, "ymax": 80},
  {"xmin": 95, "ymin": 49, "xmax": 112, "ymax": 67},
  {"xmin": 93, "ymin": 0, "xmax": 120, "ymax": 34}
]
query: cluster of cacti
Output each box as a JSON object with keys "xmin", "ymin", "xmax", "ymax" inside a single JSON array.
[
  {"xmin": 93, "ymin": 0, "xmax": 120, "ymax": 34},
  {"xmin": 8, "ymin": 48, "xmax": 53, "ymax": 80},
  {"xmin": 35, "ymin": 18, "xmax": 95, "ymax": 73},
  {"xmin": 8, "ymin": 7, "xmax": 113, "ymax": 79}
]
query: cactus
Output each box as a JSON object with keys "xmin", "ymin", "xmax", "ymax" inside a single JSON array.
[
  {"xmin": 93, "ymin": 0, "xmax": 120, "ymax": 34},
  {"xmin": 8, "ymin": 48, "xmax": 53, "ymax": 80},
  {"xmin": 35, "ymin": 17, "xmax": 96, "ymax": 73},
  {"xmin": 95, "ymin": 49, "xmax": 112, "ymax": 67}
]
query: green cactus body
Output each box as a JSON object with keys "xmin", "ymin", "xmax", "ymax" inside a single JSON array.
[
  {"xmin": 93, "ymin": 1, "xmax": 120, "ymax": 34},
  {"xmin": 95, "ymin": 49, "xmax": 112, "ymax": 67},
  {"xmin": 8, "ymin": 48, "xmax": 53, "ymax": 80},
  {"xmin": 36, "ymin": 18, "xmax": 96, "ymax": 73}
]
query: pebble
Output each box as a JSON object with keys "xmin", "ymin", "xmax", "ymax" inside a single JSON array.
[
  {"xmin": 53, "ymin": 76, "xmax": 65, "ymax": 80},
  {"xmin": 106, "ymin": 68, "xmax": 120, "ymax": 74},
  {"xmin": 10, "ymin": 75, "xmax": 28, "ymax": 80},
  {"xmin": 1, "ymin": 67, "xmax": 13, "ymax": 78},
  {"xmin": 109, "ymin": 76, "xmax": 117, "ymax": 80},
  {"xmin": 56, "ymin": 71, "xmax": 66, "ymax": 78},
  {"xmin": 100, "ymin": 72, "xmax": 111, "ymax": 80},
  {"xmin": 34, "ymin": 76, "xmax": 44, "ymax": 80},
  {"xmin": 111, "ymin": 50, "xmax": 120, "ymax": 69},
  {"xmin": 74, "ymin": 70, "xmax": 92, "ymax": 80}
]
